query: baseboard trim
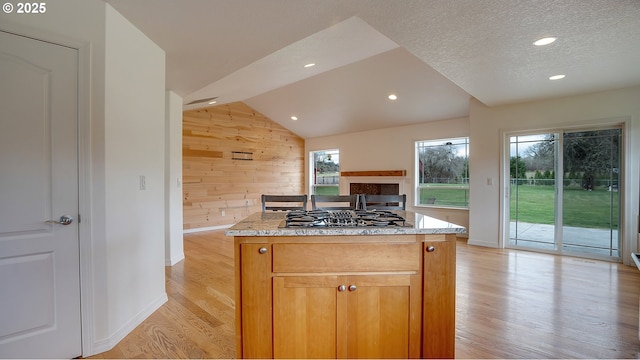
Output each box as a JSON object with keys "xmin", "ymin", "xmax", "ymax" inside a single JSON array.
[
  {"xmin": 165, "ymin": 253, "xmax": 185, "ymax": 266},
  {"xmin": 183, "ymin": 224, "xmax": 233, "ymax": 233},
  {"xmin": 467, "ymin": 238, "xmax": 500, "ymax": 248},
  {"xmin": 90, "ymin": 293, "xmax": 168, "ymax": 356}
]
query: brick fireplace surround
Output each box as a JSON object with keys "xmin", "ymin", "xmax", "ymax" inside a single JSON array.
[
  {"xmin": 339, "ymin": 170, "xmax": 407, "ymax": 197},
  {"xmin": 349, "ymin": 183, "xmax": 399, "ymax": 195}
]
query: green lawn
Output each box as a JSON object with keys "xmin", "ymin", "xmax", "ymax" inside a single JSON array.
[
  {"xmin": 319, "ymin": 182, "xmax": 618, "ymax": 230},
  {"xmin": 313, "ymin": 185, "xmax": 339, "ymax": 195},
  {"xmin": 510, "ymin": 185, "xmax": 619, "ymax": 229},
  {"xmin": 418, "ymin": 186, "xmax": 469, "ymax": 207}
]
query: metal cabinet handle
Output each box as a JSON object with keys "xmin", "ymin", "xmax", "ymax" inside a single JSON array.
[
  {"xmin": 45, "ymin": 215, "xmax": 74, "ymax": 225},
  {"xmin": 426, "ymin": 246, "xmax": 435, "ymax": 252},
  {"xmin": 348, "ymin": 285, "xmax": 357, "ymax": 292},
  {"xmin": 258, "ymin": 247, "xmax": 268, "ymax": 254},
  {"xmin": 338, "ymin": 285, "xmax": 346, "ymax": 292}
]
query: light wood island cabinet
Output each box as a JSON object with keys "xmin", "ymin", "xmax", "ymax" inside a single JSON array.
[{"xmin": 227, "ymin": 212, "xmax": 463, "ymax": 359}]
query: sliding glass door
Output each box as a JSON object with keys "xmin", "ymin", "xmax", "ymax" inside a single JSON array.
[
  {"xmin": 508, "ymin": 127, "xmax": 622, "ymax": 261},
  {"xmin": 561, "ymin": 129, "xmax": 621, "ymax": 258},
  {"xmin": 509, "ymin": 133, "xmax": 558, "ymax": 250}
]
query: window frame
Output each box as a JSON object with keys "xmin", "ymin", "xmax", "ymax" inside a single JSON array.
[
  {"xmin": 414, "ymin": 137, "xmax": 470, "ymax": 209},
  {"xmin": 309, "ymin": 149, "xmax": 340, "ymax": 196}
]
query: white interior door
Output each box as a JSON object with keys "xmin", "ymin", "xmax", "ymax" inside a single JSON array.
[{"xmin": 0, "ymin": 31, "xmax": 81, "ymax": 358}]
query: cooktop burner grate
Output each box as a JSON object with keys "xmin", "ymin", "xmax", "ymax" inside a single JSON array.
[{"xmin": 283, "ymin": 209, "xmax": 408, "ymax": 228}]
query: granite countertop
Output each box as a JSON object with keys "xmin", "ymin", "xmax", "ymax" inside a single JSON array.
[{"xmin": 225, "ymin": 210, "xmax": 466, "ymax": 237}]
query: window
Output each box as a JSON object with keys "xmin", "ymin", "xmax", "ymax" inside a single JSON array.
[
  {"xmin": 310, "ymin": 149, "xmax": 339, "ymax": 195},
  {"xmin": 415, "ymin": 137, "xmax": 469, "ymax": 207}
]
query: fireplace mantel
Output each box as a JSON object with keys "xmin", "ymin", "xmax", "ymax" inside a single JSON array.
[{"xmin": 340, "ymin": 170, "xmax": 406, "ymax": 177}]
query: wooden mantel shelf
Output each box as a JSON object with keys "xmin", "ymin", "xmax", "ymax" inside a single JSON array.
[{"xmin": 340, "ymin": 170, "xmax": 406, "ymax": 177}]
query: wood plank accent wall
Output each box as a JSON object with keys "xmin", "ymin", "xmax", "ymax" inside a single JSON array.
[{"xmin": 183, "ymin": 102, "xmax": 305, "ymax": 230}]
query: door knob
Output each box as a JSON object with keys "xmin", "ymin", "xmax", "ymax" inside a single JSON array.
[
  {"xmin": 45, "ymin": 215, "xmax": 74, "ymax": 225},
  {"xmin": 348, "ymin": 285, "xmax": 357, "ymax": 292},
  {"xmin": 338, "ymin": 285, "xmax": 347, "ymax": 292}
]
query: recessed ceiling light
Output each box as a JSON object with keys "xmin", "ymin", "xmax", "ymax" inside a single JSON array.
[
  {"xmin": 388, "ymin": 94, "xmax": 398, "ymax": 100},
  {"xmin": 534, "ymin": 37, "xmax": 557, "ymax": 46},
  {"xmin": 304, "ymin": 63, "xmax": 315, "ymax": 68},
  {"xmin": 549, "ymin": 74, "xmax": 565, "ymax": 80},
  {"xmin": 208, "ymin": 100, "xmax": 217, "ymax": 104},
  {"xmin": 291, "ymin": 116, "xmax": 298, "ymax": 121}
]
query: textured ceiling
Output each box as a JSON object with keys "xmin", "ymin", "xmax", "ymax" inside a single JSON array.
[
  {"xmin": 185, "ymin": 16, "xmax": 400, "ymax": 109},
  {"xmin": 106, "ymin": 0, "xmax": 640, "ymax": 138}
]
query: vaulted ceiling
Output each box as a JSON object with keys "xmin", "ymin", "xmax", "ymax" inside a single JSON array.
[{"xmin": 106, "ymin": 0, "xmax": 640, "ymax": 138}]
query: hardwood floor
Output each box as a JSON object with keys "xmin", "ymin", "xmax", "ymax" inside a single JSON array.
[
  {"xmin": 455, "ymin": 243, "xmax": 639, "ymax": 358},
  {"xmin": 90, "ymin": 230, "xmax": 640, "ymax": 359},
  {"xmin": 89, "ymin": 231, "xmax": 236, "ymax": 359}
]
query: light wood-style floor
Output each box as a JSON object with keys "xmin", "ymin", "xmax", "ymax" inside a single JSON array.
[{"xmin": 90, "ymin": 230, "xmax": 640, "ymax": 359}]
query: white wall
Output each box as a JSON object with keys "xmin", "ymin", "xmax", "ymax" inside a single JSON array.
[
  {"xmin": 468, "ymin": 86, "xmax": 640, "ymax": 265},
  {"xmin": 165, "ymin": 91, "xmax": 184, "ymax": 265},
  {"xmin": 305, "ymin": 117, "xmax": 470, "ymax": 230},
  {"xmin": 103, "ymin": 3, "xmax": 167, "ymax": 349},
  {"xmin": 1, "ymin": 0, "xmax": 168, "ymax": 355}
]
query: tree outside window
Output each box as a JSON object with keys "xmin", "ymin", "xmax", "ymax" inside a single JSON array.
[
  {"xmin": 311, "ymin": 149, "xmax": 339, "ymax": 195},
  {"xmin": 415, "ymin": 138, "xmax": 469, "ymax": 207}
]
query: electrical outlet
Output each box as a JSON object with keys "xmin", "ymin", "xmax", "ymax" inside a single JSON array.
[{"xmin": 221, "ymin": 210, "xmax": 226, "ymax": 217}]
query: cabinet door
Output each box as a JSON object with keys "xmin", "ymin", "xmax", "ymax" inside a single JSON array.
[
  {"xmin": 423, "ymin": 237, "xmax": 456, "ymax": 358},
  {"xmin": 346, "ymin": 274, "xmax": 421, "ymax": 359},
  {"xmin": 240, "ymin": 243, "xmax": 273, "ymax": 358},
  {"xmin": 273, "ymin": 276, "xmax": 345, "ymax": 359}
]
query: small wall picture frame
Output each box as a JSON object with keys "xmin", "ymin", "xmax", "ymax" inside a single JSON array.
[{"xmin": 232, "ymin": 151, "xmax": 253, "ymax": 161}]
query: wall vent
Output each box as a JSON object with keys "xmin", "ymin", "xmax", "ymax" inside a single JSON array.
[{"xmin": 186, "ymin": 97, "xmax": 218, "ymax": 105}]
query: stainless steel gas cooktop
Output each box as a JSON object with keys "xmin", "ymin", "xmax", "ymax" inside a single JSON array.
[{"xmin": 282, "ymin": 209, "xmax": 409, "ymax": 228}]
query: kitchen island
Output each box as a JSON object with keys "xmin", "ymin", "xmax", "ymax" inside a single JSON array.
[{"xmin": 226, "ymin": 210, "xmax": 465, "ymax": 359}]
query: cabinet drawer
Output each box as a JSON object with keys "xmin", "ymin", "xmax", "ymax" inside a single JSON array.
[{"xmin": 272, "ymin": 243, "xmax": 420, "ymax": 273}]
